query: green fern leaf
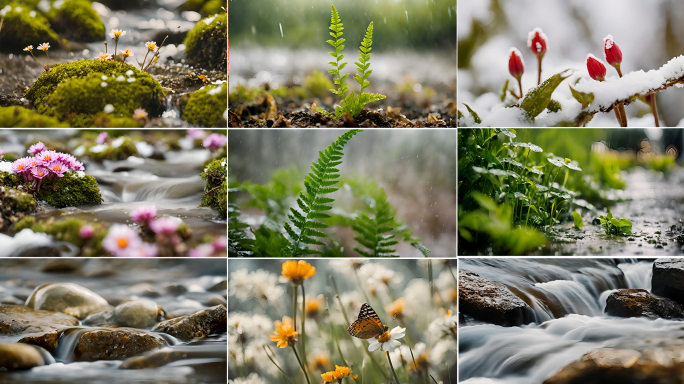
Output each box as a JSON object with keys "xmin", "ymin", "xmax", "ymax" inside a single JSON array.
[{"xmin": 287, "ymin": 129, "xmax": 362, "ymax": 256}]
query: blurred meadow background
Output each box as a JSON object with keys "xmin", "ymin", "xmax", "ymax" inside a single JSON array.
[{"xmin": 228, "ymin": 259, "xmax": 457, "ymax": 383}]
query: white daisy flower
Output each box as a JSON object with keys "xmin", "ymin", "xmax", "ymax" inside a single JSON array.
[{"xmin": 368, "ymin": 326, "xmax": 406, "ymax": 352}]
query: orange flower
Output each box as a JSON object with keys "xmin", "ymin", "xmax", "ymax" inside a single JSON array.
[
  {"xmin": 269, "ymin": 316, "xmax": 298, "ymax": 348},
  {"xmin": 334, "ymin": 365, "xmax": 352, "ymax": 378},
  {"xmin": 309, "ymin": 353, "xmax": 330, "ymax": 371},
  {"xmin": 281, "ymin": 260, "xmax": 316, "ymax": 284},
  {"xmin": 385, "ymin": 297, "xmax": 407, "ymax": 319},
  {"xmin": 321, "ymin": 371, "xmax": 337, "ymax": 383},
  {"xmin": 305, "ymin": 294, "xmax": 325, "ymax": 318},
  {"xmin": 409, "ymin": 353, "xmax": 430, "ymax": 371}
]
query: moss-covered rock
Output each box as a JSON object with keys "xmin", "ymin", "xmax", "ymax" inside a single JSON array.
[
  {"xmin": 84, "ymin": 136, "xmax": 139, "ymax": 161},
  {"xmin": 36, "ymin": 171, "xmax": 103, "ymax": 208},
  {"xmin": 184, "ymin": 13, "xmax": 227, "ymax": 71},
  {"xmin": 44, "ymin": 0, "xmax": 105, "ymax": 42},
  {"xmin": 200, "ymin": 157, "xmax": 226, "ymax": 219},
  {"xmin": 91, "ymin": 113, "xmax": 141, "ymax": 128},
  {"xmin": 14, "ymin": 217, "xmax": 107, "ymax": 256},
  {"xmin": 0, "ymin": 106, "xmax": 69, "ymax": 127},
  {"xmin": 0, "ymin": 2, "xmax": 60, "ymax": 51},
  {"xmin": 182, "ymin": 83, "xmax": 226, "ymax": 127},
  {"xmin": 26, "ymin": 60, "xmax": 163, "ymax": 127},
  {"xmin": 0, "ymin": 185, "xmax": 36, "ymax": 231},
  {"xmin": 178, "ymin": 0, "xmax": 226, "ymax": 17}
]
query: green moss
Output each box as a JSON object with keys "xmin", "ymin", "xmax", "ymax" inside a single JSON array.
[
  {"xmin": 45, "ymin": 0, "xmax": 105, "ymax": 41},
  {"xmin": 0, "ymin": 186, "xmax": 36, "ymax": 231},
  {"xmin": 85, "ymin": 136, "xmax": 138, "ymax": 161},
  {"xmin": 229, "ymin": 83, "xmax": 262, "ymax": 104},
  {"xmin": 303, "ymin": 70, "xmax": 334, "ymax": 99},
  {"xmin": 26, "ymin": 60, "xmax": 163, "ymax": 127},
  {"xmin": 36, "ymin": 171, "xmax": 103, "ymax": 208},
  {"xmin": 182, "ymin": 83, "xmax": 226, "ymax": 127},
  {"xmin": 91, "ymin": 113, "xmax": 141, "ymax": 128},
  {"xmin": 0, "ymin": 171, "xmax": 22, "ymax": 188},
  {"xmin": 0, "ymin": 106, "xmax": 70, "ymax": 127},
  {"xmin": 200, "ymin": 157, "xmax": 226, "ymax": 219},
  {"xmin": 14, "ymin": 216, "xmax": 108, "ymax": 256},
  {"xmin": 184, "ymin": 13, "xmax": 227, "ymax": 71},
  {"xmin": 179, "ymin": 0, "xmax": 226, "ymax": 16},
  {"xmin": 1, "ymin": 186, "xmax": 35, "ymax": 211},
  {"xmin": 0, "ymin": 2, "xmax": 60, "ymax": 51}
]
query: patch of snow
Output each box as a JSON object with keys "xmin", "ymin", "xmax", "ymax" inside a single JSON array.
[
  {"xmin": 126, "ymin": 70, "xmax": 134, "ymax": 77},
  {"xmin": 103, "ymin": 104, "xmax": 114, "ymax": 113},
  {"xmin": 112, "ymin": 137, "xmax": 125, "ymax": 148},
  {"xmin": 73, "ymin": 145, "xmax": 86, "ymax": 156},
  {"xmin": 89, "ymin": 144, "xmax": 107, "ymax": 153},
  {"xmin": 203, "ymin": 16, "xmax": 216, "ymax": 25},
  {"xmin": 29, "ymin": 10, "xmax": 36, "ymax": 17},
  {"xmin": 0, "ymin": 161, "xmax": 13, "ymax": 173},
  {"xmin": 75, "ymin": 171, "xmax": 86, "ymax": 178},
  {"xmin": 126, "ymin": 156, "xmax": 145, "ymax": 164},
  {"xmin": 134, "ymin": 142, "xmax": 154, "ymax": 158},
  {"xmin": 53, "ymin": 0, "xmax": 64, "ymax": 9},
  {"xmin": 0, "ymin": 229, "xmax": 53, "ymax": 256},
  {"xmin": 178, "ymin": 136, "xmax": 194, "ymax": 150},
  {"xmin": 127, "ymin": 78, "xmax": 136, "ymax": 83},
  {"xmin": 116, "ymin": 75, "xmax": 125, "ymax": 82},
  {"xmin": 207, "ymin": 84, "xmax": 223, "ymax": 96}
]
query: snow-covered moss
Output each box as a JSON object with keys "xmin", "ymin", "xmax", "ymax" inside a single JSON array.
[
  {"xmin": 0, "ymin": 106, "xmax": 69, "ymax": 127},
  {"xmin": 182, "ymin": 83, "xmax": 227, "ymax": 127},
  {"xmin": 84, "ymin": 136, "xmax": 139, "ymax": 161},
  {"xmin": 0, "ymin": 186, "xmax": 36, "ymax": 231},
  {"xmin": 184, "ymin": 13, "xmax": 227, "ymax": 71},
  {"xmin": 200, "ymin": 157, "xmax": 226, "ymax": 219},
  {"xmin": 0, "ymin": 2, "xmax": 60, "ymax": 51},
  {"xmin": 36, "ymin": 171, "xmax": 103, "ymax": 208},
  {"xmin": 26, "ymin": 60, "xmax": 163, "ymax": 127},
  {"xmin": 14, "ymin": 217, "xmax": 107, "ymax": 256}
]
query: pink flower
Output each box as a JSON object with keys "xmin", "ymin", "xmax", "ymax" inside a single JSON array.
[
  {"xmin": 508, "ymin": 47, "xmax": 525, "ymax": 79},
  {"xmin": 189, "ymin": 244, "xmax": 214, "ymax": 257},
  {"xmin": 202, "ymin": 133, "xmax": 226, "ymax": 152},
  {"xmin": 28, "ymin": 142, "xmax": 46, "ymax": 155},
  {"xmin": 96, "ymin": 132, "xmax": 108, "ymax": 144},
  {"xmin": 527, "ymin": 27, "xmax": 548, "ymax": 57},
  {"xmin": 128, "ymin": 242, "xmax": 158, "ymax": 257},
  {"xmin": 79, "ymin": 225, "xmax": 94, "ymax": 239},
  {"xmin": 30, "ymin": 166, "xmax": 48, "ymax": 191},
  {"xmin": 12, "ymin": 157, "xmax": 33, "ymax": 182},
  {"xmin": 587, "ymin": 54, "xmax": 607, "ymax": 81},
  {"xmin": 149, "ymin": 217, "xmax": 180, "ymax": 234},
  {"xmin": 48, "ymin": 161, "xmax": 67, "ymax": 178},
  {"xmin": 102, "ymin": 224, "xmax": 143, "ymax": 256},
  {"xmin": 212, "ymin": 236, "xmax": 227, "ymax": 253},
  {"xmin": 36, "ymin": 150, "xmax": 58, "ymax": 165},
  {"xmin": 187, "ymin": 129, "xmax": 207, "ymax": 139},
  {"xmin": 130, "ymin": 205, "xmax": 157, "ymax": 226},
  {"xmin": 603, "ymin": 35, "xmax": 622, "ymax": 68}
]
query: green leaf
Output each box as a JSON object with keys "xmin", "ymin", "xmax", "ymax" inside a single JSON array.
[
  {"xmin": 462, "ymin": 103, "xmax": 481, "ymax": 124},
  {"xmin": 569, "ymin": 85, "xmax": 594, "ymax": 109},
  {"xmin": 520, "ymin": 70, "xmax": 572, "ymax": 119},
  {"xmin": 572, "ymin": 211, "xmax": 584, "ymax": 229},
  {"xmin": 501, "ymin": 79, "xmax": 510, "ymax": 102}
]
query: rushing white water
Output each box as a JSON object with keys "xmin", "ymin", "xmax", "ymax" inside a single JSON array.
[{"xmin": 460, "ymin": 259, "xmax": 665, "ymax": 384}]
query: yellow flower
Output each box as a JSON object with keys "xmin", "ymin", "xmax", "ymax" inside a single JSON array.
[
  {"xmin": 23, "ymin": 45, "xmax": 33, "ymax": 52},
  {"xmin": 132, "ymin": 108, "xmax": 148, "ymax": 120},
  {"xmin": 321, "ymin": 371, "xmax": 337, "ymax": 383},
  {"xmin": 385, "ymin": 297, "xmax": 407, "ymax": 320},
  {"xmin": 37, "ymin": 43, "xmax": 49, "ymax": 51},
  {"xmin": 309, "ymin": 353, "xmax": 330, "ymax": 371},
  {"xmin": 96, "ymin": 52, "xmax": 112, "ymax": 61},
  {"xmin": 334, "ymin": 365, "xmax": 352, "ymax": 378},
  {"xmin": 322, "ymin": 365, "xmax": 354, "ymax": 382},
  {"xmin": 409, "ymin": 353, "xmax": 430, "ymax": 371},
  {"xmin": 305, "ymin": 294, "xmax": 325, "ymax": 318},
  {"xmin": 145, "ymin": 41, "xmax": 157, "ymax": 51},
  {"xmin": 269, "ymin": 316, "xmax": 298, "ymax": 348},
  {"xmin": 281, "ymin": 260, "xmax": 316, "ymax": 284},
  {"xmin": 122, "ymin": 49, "xmax": 133, "ymax": 58},
  {"xmin": 110, "ymin": 29, "xmax": 126, "ymax": 39}
]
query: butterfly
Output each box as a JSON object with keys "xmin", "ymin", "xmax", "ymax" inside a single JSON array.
[{"xmin": 347, "ymin": 303, "xmax": 388, "ymax": 339}]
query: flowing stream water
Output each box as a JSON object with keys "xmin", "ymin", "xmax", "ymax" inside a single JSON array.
[
  {"xmin": 0, "ymin": 259, "xmax": 226, "ymax": 384},
  {"xmin": 458, "ymin": 258, "xmax": 669, "ymax": 384},
  {"xmin": 0, "ymin": 130, "xmax": 226, "ymax": 256}
]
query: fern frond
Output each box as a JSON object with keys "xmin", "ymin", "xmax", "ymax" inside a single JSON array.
[
  {"xmin": 287, "ymin": 129, "xmax": 362, "ymax": 256},
  {"xmin": 351, "ymin": 189, "xmax": 400, "ymax": 257},
  {"xmin": 326, "ymin": 5, "xmax": 349, "ymax": 101},
  {"xmin": 354, "ymin": 22, "xmax": 374, "ymax": 93}
]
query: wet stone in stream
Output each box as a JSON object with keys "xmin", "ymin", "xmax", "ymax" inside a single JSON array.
[
  {"xmin": 0, "ymin": 306, "xmax": 78, "ymax": 335},
  {"xmin": 0, "ymin": 343, "xmax": 46, "ymax": 370},
  {"xmin": 73, "ymin": 328, "xmax": 166, "ymax": 361},
  {"xmin": 152, "ymin": 305, "xmax": 226, "ymax": 341},
  {"xmin": 604, "ymin": 289, "xmax": 684, "ymax": 319},
  {"xmin": 26, "ymin": 283, "xmax": 109, "ymax": 320}
]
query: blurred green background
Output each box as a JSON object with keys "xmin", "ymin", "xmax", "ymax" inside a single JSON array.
[{"xmin": 230, "ymin": 0, "xmax": 456, "ymax": 51}]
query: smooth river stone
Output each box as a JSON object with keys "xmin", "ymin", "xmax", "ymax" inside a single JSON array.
[
  {"xmin": 0, "ymin": 343, "xmax": 45, "ymax": 370},
  {"xmin": 73, "ymin": 329, "xmax": 165, "ymax": 361},
  {"xmin": 114, "ymin": 299, "xmax": 164, "ymax": 328},
  {"xmin": 0, "ymin": 305, "xmax": 78, "ymax": 335},
  {"xmin": 152, "ymin": 305, "xmax": 226, "ymax": 340},
  {"xmin": 605, "ymin": 289, "xmax": 684, "ymax": 319},
  {"xmin": 25, "ymin": 283, "xmax": 110, "ymax": 320}
]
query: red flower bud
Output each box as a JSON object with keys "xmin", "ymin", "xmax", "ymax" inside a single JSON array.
[
  {"xmin": 508, "ymin": 47, "xmax": 525, "ymax": 79},
  {"xmin": 586, "ymin": 54, "xmax": 607, "ymax": 81},
  {"xmin": 603, "ymin": 34, "xmax": 622, "ymax": 67},
  {"xmin": 527, "ymin": 27, "xmax": 548, "ymax": 57}
]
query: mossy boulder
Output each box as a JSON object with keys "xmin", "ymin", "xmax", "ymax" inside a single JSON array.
[
  {"xmin": 44, "ymin": 0, "xmax": 105, "ymax": 42},
  {"xmin": 182, "ymin": 83, "xmax": 227, "ymax": 127},
  {"xmin": 0, "ymin": 106, "xmax": 70, "ymax": 127},
  {"xmin": 178, "ymin": 0, "xmax": 226, "ymax": 17},
  {"xmin": 84, "ymin": 136, "xmax": 139, "ymax": 161},
  {"xmin": 14, "ymin": 217, "xmax": 108, "ymax": 256},
  {"xmin": 0, "ymin": 185, "xmax": 36, "ymax": 231},
  {"xmin": 36, "ymin": 171, "xmax": 103, "ymax": 208},
  {"xmin": 0, "ymin": 3, "xmax": 60, "ymax": 51},
  {"xmin": 200, "ymin": 157, "xmax": 226, "ymax": 219},
  {"xmin": 26, "ymin": 60, "xmax": 164, "ymax": 127},
  {"xmin": 184, "ymin": 12, "xmax": 227, "ymax": 71}
]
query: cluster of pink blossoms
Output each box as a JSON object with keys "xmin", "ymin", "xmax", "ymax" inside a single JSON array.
[
  {"xmin": 11, "ymin": 142, "xmax": 84, "ymax": 191},
  {"xmin": 203, "ymin": 133, "xmax": 226, "ymax": 153}
]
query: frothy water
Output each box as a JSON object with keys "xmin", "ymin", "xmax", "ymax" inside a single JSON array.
[{"xmin": 460, "ymin": 259, "xmax": 664, "ymax": 384}]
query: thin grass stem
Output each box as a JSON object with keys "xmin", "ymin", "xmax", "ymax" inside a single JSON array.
[
  {"xmin": 291, "ymin": 344, "xmax": 311, "ymax": 384},
  {"xmin": 387, "ymin": 351, "xmax": 401, "ymax": 384},
  {"xmin": 264, "ymin": 345, "xmax": 296, "ymax": 384}
]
